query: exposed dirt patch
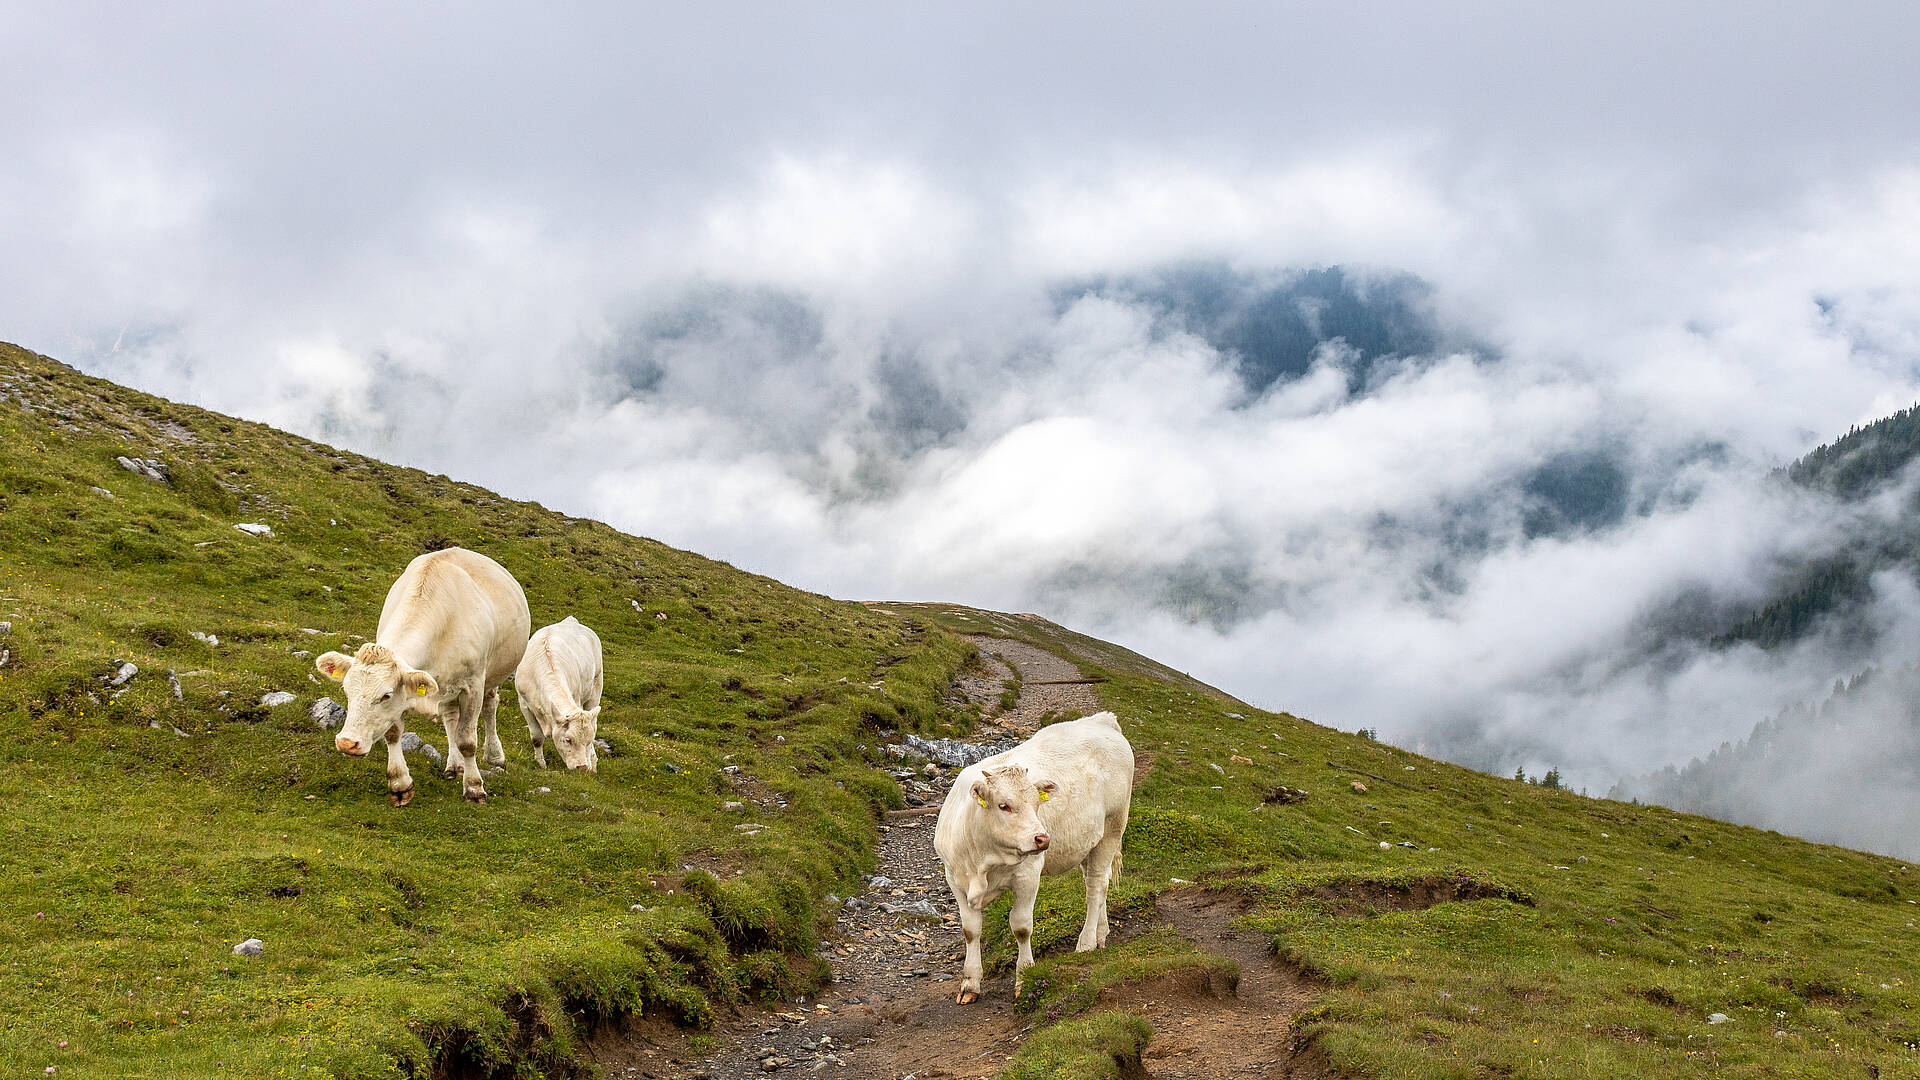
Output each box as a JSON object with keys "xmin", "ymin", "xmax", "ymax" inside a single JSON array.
[
  {"xmin": 967, "ymin": 635, "xmax": 1102, "ymax": 735},
  {"xmin": 946, "ymin": 648, "xmax": 1016, "ymax": 716},
  {"xmin": 1307, "ymin": 877, "xmax": 1515, "ymax": 917},
  {"xmin": 1129, "ymin": 889, "xmax": 1324, "ymax": 1079}
]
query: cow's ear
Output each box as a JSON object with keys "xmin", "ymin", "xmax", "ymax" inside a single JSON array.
[
  {"xmin": 972, "ymin": 779, "xmax": 989, "ymax": 808},
  {"xmin": 401, "ymin": 670, "xmax": 439, "ymax": 713},
  {"xmin": 1036, "ymin": 780, "xmax": 1058, "ymax": 801},
  {"xmin": 584, "ymin": 706, "xmax": 602, "ymax": 721},
  {"xmin": 316, "ymin": 652, "xmax": 354, "ymax": 681}
]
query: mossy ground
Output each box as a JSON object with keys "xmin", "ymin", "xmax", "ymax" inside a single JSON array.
[
  {"xmin": 891, "ymin": 606, "xmax": 1920, "ymax": 1080},
  {"xmin": 0, "ymin": 344, "xmax": 973, "ymax": 1077}
]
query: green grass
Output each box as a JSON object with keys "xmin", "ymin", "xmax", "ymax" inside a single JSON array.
[
  {"xmin": 887, "ymin": 604, "xmax": 1920, "ymax": 1080},
  {"xmin": 1014, "ymin": 926, "xmax": 1236, "ymax": 1022},
  {"xmin": 0, "ymin": 344, "xmax": 976, "ymax": 1077},
  {"xmin": 999, "ymin": 1011, "xmax": 1151, "ymax": 1080}
]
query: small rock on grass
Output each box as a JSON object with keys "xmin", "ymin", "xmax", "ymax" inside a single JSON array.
[
  {"xmin": 116, "ymin": 456, "xmax": 170, "ymax": 483},
  {"xmin": 310, "ymin": 698, "xmax": 346, "ymax": 729},
  {"xmin": 233, "ymin": 522, "xmax": 275, "ymax": 538},
  {"xmin": 108, "ymin": 662, "xmax": 137, "ymax": 687},
  {"xmin": 397, "ymin": 732, "xmax": 445, "ymax": 767},
  {"xmin": 260, "ymin": 691, "xmax": 296, "ymax": 707},
  {"xmin": 233, "ymin": 938, "xmax": 264, "ymax": 956}
]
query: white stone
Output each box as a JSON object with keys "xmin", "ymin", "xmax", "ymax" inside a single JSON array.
[
  {"xmin": 310, "ymin": 698, "xmax": 346, "ymax": 729},
  {"xmin": 233, "ymin": 523, "xmax": 274, "ymax": 538},
  {"xmin": 233, "ymin": 938, "xmax": 264, "ymax": 956}
]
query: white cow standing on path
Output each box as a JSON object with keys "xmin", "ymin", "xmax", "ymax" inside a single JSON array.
[
  {"xmin": 515, "ymin": 615, "xmax": 604, "ymax": 772},
  {"xmin": 315, "ymin": 548, "xmax": 530, "ymax": 805},
  {"xmin": 934, "ymin": 711, "xmax": 1135, "ymax": 1004}
]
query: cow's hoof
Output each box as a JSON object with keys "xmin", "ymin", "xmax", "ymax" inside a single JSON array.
[
  {"xmin": 441, "ymin": 769, "xmax": 460, "ymax": 782},
  {"xmin": 464, "ymin": 792, "xmax": 488, "ymax": 805},
  {"xmin": 390, "ymin": 788, "xmax": 415, "ymax": 807},
  {"xmin": 955, "ymin": 989, "xmax": 978, "ymax": 1005}
]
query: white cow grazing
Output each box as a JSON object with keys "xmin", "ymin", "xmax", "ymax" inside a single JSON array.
[
  {"xmin": 515, "ymin": 615, "xmax": 604, "ymax": 772},
  {"xmin": 314, "ymin": 548, "xmax": 530, "ymax": 805},
  {"xmin": 934, "ymin": 711, "xmax": 1134, "ymax": 1004}
]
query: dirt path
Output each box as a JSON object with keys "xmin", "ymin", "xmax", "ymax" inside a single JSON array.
[{"xmin": 591, "ymin": 637, "xmax": 1318, "ymax": 1080}]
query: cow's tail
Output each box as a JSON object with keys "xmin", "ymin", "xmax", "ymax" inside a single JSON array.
[{"xmin": 1108, "ymin": 848, "xmax": 1123, "ymax": 885}]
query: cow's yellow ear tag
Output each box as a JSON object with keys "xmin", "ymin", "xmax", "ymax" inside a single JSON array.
[
  {"xmin": 415, "ymin": 685, "xmax": 429, "ymax": 697},
  {"xmin": 976, "ymin": 796, "xmax": 987, "ymax": 808},
  {"xmin": 1038, "ymin": 789, "xmax": 1050, "ymax": 801}
]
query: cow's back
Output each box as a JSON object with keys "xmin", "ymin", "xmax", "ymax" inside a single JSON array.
[
  {"xmin": 1012, "ymin": 713, "xmax": 1134, "ymax": 871},
  {"xmin": 521, "ymin": 616, "xmax": 602, "ymax": 703},
  {"xmin": 377, "ymin": 548, "xmax": 531, "ymax": 683}
]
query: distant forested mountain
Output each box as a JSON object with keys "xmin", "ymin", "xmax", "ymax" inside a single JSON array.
[
  {"xmin": 1714, "ymin": 404, "xmax": 1920, "ymax": 650},
  {"xmin": 1611, "ymin": 664, "xmax": 1920, "ymax": 858},
  {"xmin": 1059, "ymin": 263, "xmax": 1445, "ymax": 399}
]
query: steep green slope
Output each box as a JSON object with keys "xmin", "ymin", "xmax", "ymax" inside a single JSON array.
[
  {"xmin": 889, "ymin": 606, "xmax": 1920, "ymax": 1079},
  {"xmin": 0, "ymin": 343, "xmax": 972, "ymax": 1077}
]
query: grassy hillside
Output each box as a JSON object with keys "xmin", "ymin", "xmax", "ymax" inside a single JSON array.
[
  {"xmin": 4, "ymin": 341, "xmax": 1918, "ymax": 1079},
  {"xmin": 888, "ymin": 606, "xmax": 1920, "ymax": 1079},
  {"xmin": 0, "ymin": 343, "xmax": 972, "ymax": 1077}
]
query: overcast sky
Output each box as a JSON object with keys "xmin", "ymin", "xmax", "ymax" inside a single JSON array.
[{"xmin": 8, "ymin": 3, "xmax": 1920, "ymax": 844}]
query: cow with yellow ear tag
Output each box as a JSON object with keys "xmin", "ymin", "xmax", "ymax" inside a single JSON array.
[
  {"xmin": 316, "ymin": 547, "xmax": 530, "ymax": 805},
  {"xmin": 934, "ymin": 711, "xmax": 1134, "ymax": 1004}
]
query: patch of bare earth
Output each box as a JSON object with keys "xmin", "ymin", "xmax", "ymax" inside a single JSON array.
[
  {"xmin": 965, "ymin": 635, "xmax": 1101, "ymax": 735},
  {"xmin": 1122, "ymin": 890, "xmax": 1329, "ymax": 1080},
  {"xmin": 1308, "ymin": 878, "xmax": 1514, "ymax": 917},
  {"xmin": 593, "ymin": 638, "xmax": 1318, "ymax": 1080}
]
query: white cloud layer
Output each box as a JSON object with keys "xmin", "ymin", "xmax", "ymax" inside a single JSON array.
[{"xmin": 8, "ymin": 3, "xmax": 1920, "ymax": 854}]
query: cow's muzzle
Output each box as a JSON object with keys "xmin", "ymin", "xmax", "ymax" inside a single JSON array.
[
  {"xmin": 335, "ymin": 736, "xmax": 368, "ymax": 756},
  {"xmin": 1031, "ymin": 832, "xmax": 1050, "ymax": 852}
]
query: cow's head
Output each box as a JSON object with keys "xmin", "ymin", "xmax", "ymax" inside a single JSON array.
[
  {"xmin": 314, "ymin": 644, "xmax": 438, "ymax": 756},
  {"xmin": 970, "ymin": 763, "xmax": 1059, "ymax": 856},
  {"xmin": 552, "ymin": 706, "xmax": 601, "ymax": 771}
]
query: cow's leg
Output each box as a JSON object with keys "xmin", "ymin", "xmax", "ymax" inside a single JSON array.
[
  {"xmin": 951, "ymin": 871, "xmax": 988, "ymax": 1005},
  {"xmin": 453, "ymin": 689, "xmax": 487, "ymax": 802},
  {"xmin": 1010, "ymin": 863, "xmax": 1043, "ymax": 998},
  {"xmin": 384, "ymin": 723, "xmax": 414, "ymax": 806},
  {"xmin": 1078, "ymin": 834, "xmax": 1123, "ymax": 951},
  {"xmin": 440, "ymin": 702, "xmax": 465, "ymax": 780},
  {"xmin": 480, "ymin": 686, "xmax": 507, "ymax": 767},
  {"xmin": 524, "ymin": 704, "xmax": 548, "ymax": 769}
]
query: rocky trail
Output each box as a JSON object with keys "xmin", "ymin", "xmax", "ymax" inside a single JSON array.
[{"xmin": 590, "ymin": 637, "xmax": 1318, "ymax": 1079}]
